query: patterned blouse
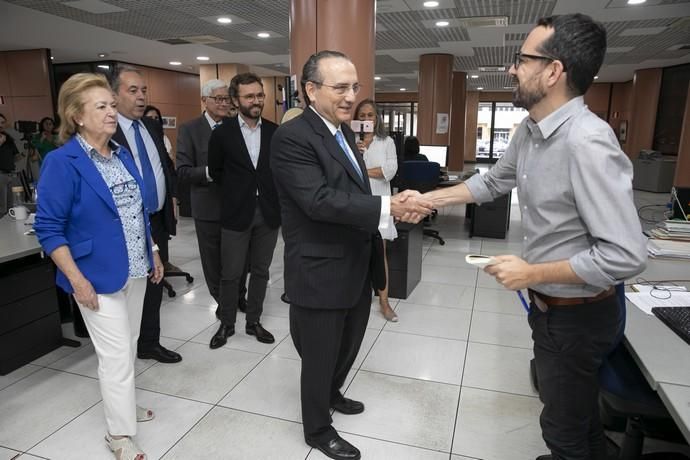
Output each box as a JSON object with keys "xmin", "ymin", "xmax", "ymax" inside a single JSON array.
[{"xmin": 76, "ymin": 134, "xmax": 149, "ymax": 278}]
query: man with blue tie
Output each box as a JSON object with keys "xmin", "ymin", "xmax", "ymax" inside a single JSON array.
[
  {"xmin": 111, "ymin": 65, "xmax": 182, "ymax": 364},
  {"xmin": 271, "ymin": 51, "xmax": 432, "ymax": 460}
]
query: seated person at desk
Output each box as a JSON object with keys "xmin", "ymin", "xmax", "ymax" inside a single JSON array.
[{"xmin": 403, "ymin": 136, "xmax": 428, "ymax": 162}]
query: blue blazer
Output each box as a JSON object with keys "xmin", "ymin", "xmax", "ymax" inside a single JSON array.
[{"xmin": 34, "ymin": 136, "xmax": 154, "ymax": 294}]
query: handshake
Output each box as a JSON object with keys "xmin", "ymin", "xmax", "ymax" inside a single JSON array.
[{"xmin": 390, "ymin": 190, "xmax": 434, "ymax": 224}]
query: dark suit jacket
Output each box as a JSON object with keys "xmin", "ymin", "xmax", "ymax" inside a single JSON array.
[
  {"xmin": 207, "ymin": 116, "xmax": 281, "ymax": 232},
  {"xmin": 176, "ymin": 114, "xmax": 224, "ymax": 221},
  {"xmin": 112, "ymin": 116, "xmax": 177, "ymax": 236},
  {"xmin": 271, "ymin": 107, "xmax": 384, "ymax": 310}
]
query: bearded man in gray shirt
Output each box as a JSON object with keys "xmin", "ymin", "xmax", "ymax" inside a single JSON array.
[{"xmin": 425, "ymin": 13, "xmax": 646, "ymax": 460}]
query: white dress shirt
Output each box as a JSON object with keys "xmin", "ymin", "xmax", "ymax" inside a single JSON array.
[
  {"xmin": 117, "ymin": 113, "xmax": 165, "ymax": 213},
  {"xmin": 309, "ymin": 106, "xmax": 391, "ymax": 233},
  {"xmin": 238, "ymin": 114, "xmax": 262, "ymax": 169}
]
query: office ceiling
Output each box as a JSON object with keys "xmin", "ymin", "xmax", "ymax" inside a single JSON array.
[{"xmin": 1, "ymin": 0, "xmax": 690, "ymax": 92}]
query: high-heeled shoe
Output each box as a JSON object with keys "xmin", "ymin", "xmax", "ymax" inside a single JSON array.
[{"xmin": 381, "ymin": 305, "xmax": 398, "ymax": 322}]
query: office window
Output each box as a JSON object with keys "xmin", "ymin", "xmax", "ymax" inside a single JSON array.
[{"xmin": 476, "ymin": 102, "xmax": 527, "ymax": 162}]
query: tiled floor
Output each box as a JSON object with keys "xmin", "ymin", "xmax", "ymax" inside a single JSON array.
[{"xmin": 0, "ymin": 187, "xmax": 686, "ymax": 460}]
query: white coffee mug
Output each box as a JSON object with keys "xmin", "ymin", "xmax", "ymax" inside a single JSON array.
[{"xmin": 9, "ymin": 206, "xmax": 29, "ymax": 220}]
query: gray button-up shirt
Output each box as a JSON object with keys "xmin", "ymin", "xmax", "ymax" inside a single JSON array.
[{"xmin": 464, "ymin": 96, "xmax": 647, "ymax": 298}]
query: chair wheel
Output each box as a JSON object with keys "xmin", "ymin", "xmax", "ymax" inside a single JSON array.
[
  {"xmin": 185, "ymin": 275, "xmax": 194, "ymax": 283},
  {"xmin": 438, "ymin": 239, "xmax": 445, "ymax": 245},
  {"xmin": 167, "ymin": 288, "xmax": 176, "ymax": 297}
]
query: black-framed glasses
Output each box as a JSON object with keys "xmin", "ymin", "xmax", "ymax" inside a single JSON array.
[
  {"xmin": 207, "ymin": 96, "xmax": 231, "ymax": 104},
  {"xmin": 513, "ymin": 51, "xmax": 565, "ymax": 71},
  {"xmin": 310, "ymin": 81, "xmax": 361, "ymax": 96},
  {"xmin": 110, "ymin": 179, "xmax": 138, "ymax": 196}
]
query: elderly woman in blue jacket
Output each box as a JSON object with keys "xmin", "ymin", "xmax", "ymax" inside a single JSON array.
[{"xmin": 34, "ymin": 73, "xmax": 163, "ymax": 460}]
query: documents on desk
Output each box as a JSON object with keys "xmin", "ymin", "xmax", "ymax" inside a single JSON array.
[
  {"xmin": 647, "ymin": 239, "xmax": 690, "ymax": 259},
  {"xmin": 626, "ymin": 286, "xmax": 690, "ymax": 315}
]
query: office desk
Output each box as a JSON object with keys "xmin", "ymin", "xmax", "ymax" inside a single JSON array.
[
  {"xmin": 658, "ymin": 383, "xmax": 690, "ymax": 443},
  {"xmin": 0, "ymin": 216, "xmax": 42, "ymax": 263},
  {"xmin": 624, "ymin": 301, "xmax": 690, "ymax": 390},
  {"xmin": 624, "ymin": 270, "xmax": 690, "ymax": 442},
  {"xmin": 0, "ymin": 216, "xmax": 62, "ymax": 375}
]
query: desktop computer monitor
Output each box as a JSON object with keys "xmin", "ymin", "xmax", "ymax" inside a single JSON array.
[{"xmin": 419, "ymin": 145, "xmax": 448, "ymax": 167}]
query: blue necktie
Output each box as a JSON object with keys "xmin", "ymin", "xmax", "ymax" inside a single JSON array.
[
  {"xmin": 131, "ymin": 121, "xmax": 159, "ymax": 213},
  {"xmin": 334, "ymin": 130, "xmax": 363, "ymax": 181}
]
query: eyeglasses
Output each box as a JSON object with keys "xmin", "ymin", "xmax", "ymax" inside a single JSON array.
[
  {"xmin": 239, "ymin": 93, "xmax": 266, "ymax": 102},
  {"xmin": 207, "ymin": 96, "xmax": 231, "ymax": 104},
  {"xmin": 513, "ymin": 51, "xmax": 565, "ymax": 71},
  {"xmin": 311, "ymin": 81, "xmax": 361, "ymax": 96},
  {"xmin": 110, "ymin": 180, "xmax": 138, "ymax": 196}
]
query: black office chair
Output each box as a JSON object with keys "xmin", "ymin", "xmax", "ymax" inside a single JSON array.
[
  {"xmin": 161, "ymin": 261, "xmax": 194, "ymax": 298},
  {"xmin": 401, "ymin": 160, "xmax": 445, "ymax": 246}
]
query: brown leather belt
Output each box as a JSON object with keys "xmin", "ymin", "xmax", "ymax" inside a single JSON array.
[{"xmin": 528, "ymin": 286, "xmax": 615, "ymax": 307}]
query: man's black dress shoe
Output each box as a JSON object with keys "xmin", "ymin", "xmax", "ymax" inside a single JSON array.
[
  {"xmin": 535, "ymin": 455, "xmax": 551, "ymax": 460},
  {"xmin": 331, "ymin": 397, "xmax": 364, "ymax": 415},
  {"xmin": 137, "ymin": 344, "xmax": 182, "ymax": 363},
  {"xmin": 238, "ymin": 297, "xmax": 248, "ymax": 313},
  {"xmin": 307, "ymin": 434, "xmax": 361, "ymax": 460},
  {"xmin": 210, "ymin": 324, "xmax": 235, "ymax": 349},
  {"xmin": 246, "ymin": 322, "xmax": 275, "ymax": 344}
]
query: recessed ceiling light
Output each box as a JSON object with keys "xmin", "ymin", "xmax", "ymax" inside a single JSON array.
[
  {"xmin": 594, "ymin": 75, "xmax": 599, "ymax": 79},
  {"xmin": 477, "ymin": 87, "xmax": 484, "ymax": 90},
  {"xmin": 98, "ymin": 53, "xmax": 107, "ymax": 58},
  {"xmin": 50, "ymin": 56, "xmax": 54, "ymax": 60},
  {"xmin": 400, "ymin": 88, "xmax": 407, "ymax": 91},
  {"xmin": 435, "ymin": 21, "xmax": 449, "ymax": 27},
  {"xmin": 257, "ymin": 32, "xmax": 270, "ymax": 38},
  {"xmin": 627, "ymin": 0, "xmax": 646, "ymax": 4},
  {"xmin": 374, "ymin": 76, "xmax": 382, "ymax": 80},
  {"xmin": 169, "ymin": 61, "xmax": 182, "ymax": 66},
  {"xmin": 217, "ymin": 17, "xmax": 232, "ymax": 24},
  {"xmin": 423, "ymin": 1, "xmax": 439, "ymax": 7},
  {"xmin": 470, "ymin": 75, "xmax": 479, "ymax": 79},
  {"xmin": 97, "ymin": 64, "xmax": 110, "ymax": 70},
  {"xmin": 196, "ymin": 56, "xmax": 210, "ymax": 61}
]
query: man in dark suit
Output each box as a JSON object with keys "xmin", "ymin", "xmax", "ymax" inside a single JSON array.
[
  {"xmin": 176, "ymin": 79, "xmax": 249, "ymax": 317},
  {"xmin": 207, "ymin": 72, "xmax": 281, "ymax": 348},
  {"xmin": 111, "ymin": 65, "xmax": 182, "ymax": 364},
  {"xmin": 271, "ymin": 51, "xmax": 432, "ymax": 460}
]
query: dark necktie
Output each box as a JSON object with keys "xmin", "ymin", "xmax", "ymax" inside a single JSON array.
[
  {"xmin": 131, "ymin": 121, "xmax": 159, "ymax": 213},
  {"xmin": 334, "ymin": 130, "xmax": 363, "ymax": 181}
]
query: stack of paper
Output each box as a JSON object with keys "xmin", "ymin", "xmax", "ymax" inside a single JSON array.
[{"xmin": 647, "ymin": 238, "xmax": 690, "ymax": 259}]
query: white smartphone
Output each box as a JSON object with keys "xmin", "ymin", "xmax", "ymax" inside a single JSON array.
[
  {"xmin": 350, "ymin": 120, "xmax": 374, "ymax": 133},
  {"xmin": 465, "ymin": 254, "xmax": 496, "ymax": 268}
]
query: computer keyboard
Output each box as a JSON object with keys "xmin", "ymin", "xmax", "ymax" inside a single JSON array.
[{"xmin": 652, "ymin": 307, "xmax": 690, "ymax": 346}]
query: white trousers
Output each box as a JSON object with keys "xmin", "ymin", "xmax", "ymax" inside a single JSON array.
[{"xmin": 77, "ymin": 277, "xmax": 147, "ymax": 436}]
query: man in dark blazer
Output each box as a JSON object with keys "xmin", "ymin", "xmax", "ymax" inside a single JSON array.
[
  {"xmin": 176, "ymin": 79, "xmax": 249, "ymax": 316},
  {"xmin": 111, "ymin": 65, "xmax": 182, "ymax": 364},
  {"xmin": 207, "ymin": 72, "xmax": 281, "ymax": 348},
  {"xmin": 270, "ymin": 51, "xmax": 432, "ymax": 460}
]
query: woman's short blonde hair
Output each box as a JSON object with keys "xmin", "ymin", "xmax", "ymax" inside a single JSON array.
[
  {"xmin": 57, "ymin": 73, "xmax": 112, "ymax": 144},
  {"xmin": 280, "ymin": 107, "xmax": 303, "ymax": 125}
]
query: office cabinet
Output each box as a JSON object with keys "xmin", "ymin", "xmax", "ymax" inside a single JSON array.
[
  {"xmin": 466, "ymin": 191, "xmax": 512, "ymax": 239},
  {"xmin": 387, "ymin": 221, "xmax": 423, "ymax": 299},
  {"xmin": 0, "ymin": 254, "xmax": 61, "ymax": 374},
  {"xmin": 632, "ymin": 157, "xmax": 677, "ymax": 193}
]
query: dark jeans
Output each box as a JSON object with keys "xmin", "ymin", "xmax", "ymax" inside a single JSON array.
[
  {"xmin": 528, "ymin": 294, "xmax": 622, "ymax": 460},
  {"xmin": 218, "ymin": 207, "xmax": 278, "ymax": 325}
]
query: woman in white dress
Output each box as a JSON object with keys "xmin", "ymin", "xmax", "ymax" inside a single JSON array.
[{"xmin": 354, "ymin": 99, "xmax": 399, "ymax": 322}]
